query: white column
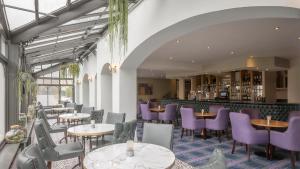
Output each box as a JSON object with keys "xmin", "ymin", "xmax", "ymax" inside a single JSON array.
[
  {"xmin": 178, "ymin": 78, "xmax": 185, "ymax": 100},
  {"xmin": 288, "ymin": 57, "xmax": 300, "ymax": 103},
  {"xmin": 112, "ymin": 68, "xmax": 137, "ymax": 121}
]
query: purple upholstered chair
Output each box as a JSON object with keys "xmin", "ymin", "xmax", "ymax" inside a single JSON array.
[
  {"xmin": 240, "ymin": 108, "xmax": 261, "ymax": 119},
  {"xmin": 209, "ymin": 105, "xmax": 224, "ymax": 113},
  {"xmin": 181, "ymin": 104, "xmax": 195, "ymax": 112},
  {"xmin": 159, "ymin": 104, "xmax": 177, "ymax": 123},
  {"xmin": 180, "ymin": 107, "xmax": 205, "ymax": 139},
  {"xmin": 230, "ymin": 112, "xmax": 268, "ymax": 160},
  {"xmin": 140, "ymin": 103, "xmax": 158, "ymax": 122},
  {"xmin": 288, "ymin": 111, "xmax": 300, "ymax": 121},
  {"xmin": 206, "ymin": 108, "xmax": 230, "ymax": 142},
  {"xmin": 270, "ymin": 116, "xmax": 300, "ymax": 169}
]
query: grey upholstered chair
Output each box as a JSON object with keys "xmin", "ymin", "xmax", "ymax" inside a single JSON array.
[
  {"xmin": 91, "ymin": 109, "xmax": 104, "ymax": 123},
  {"xmin": 38, "ymin": 109, "xmax": 68, "ymax": 143},
  {"xmin": 16, "ymin": 144, "xmax": 47, "ymax": 169},
  {"xmin": 112, "ymin": 120, "xmax": 137, "ymax": 144},
  {"xmin": 105, "ymin": 112, "xmax": 126, "ymax": 124},
  {"xmin": 34, "ymin": 119, "xmax": 84, "ymax": 169},
  {"xmin": 142, "ymin": 123, "xmax": 174, "ymax": 150},
  {"xmin": 199, "ymin": 149, "xmax": 227, "ymax": 169},
  {"xmin": 81, "ymin": 106, "xmax": 94, "ymax": 114},
  {"xmin": 75, "ymin": 104, "xmax": 83, "ymax": 113}
]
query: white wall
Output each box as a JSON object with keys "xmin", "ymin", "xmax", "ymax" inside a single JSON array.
[
  {"xmin": 77, "ymin": 1, "xmax": 300, "ymax": 119},
  {"xmin": 288, "ymin": 56, "xmax": 300, "ymax": 103},
  {"xmin": 76, "ymin": 52, "xmax": 98, "ymax": 107},
  {"xmin": 0, "ymin": 63, "xmax": 5, "ymax": 140}
]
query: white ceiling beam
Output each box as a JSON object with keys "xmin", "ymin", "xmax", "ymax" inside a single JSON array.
[
  {"xmin": 33, "ymin": 62, "xmax": 67, "ymax": 77},
  {"xmin": 11, "ymin": 0, "xmax": 108, "ymax": 43},
  {"xmin": 25, "ymin": 34, "xmax": 99, "ymax": 54},
  {"xmin": 31, "ymin": 58, "xmax": 74, "ymax": 67}
]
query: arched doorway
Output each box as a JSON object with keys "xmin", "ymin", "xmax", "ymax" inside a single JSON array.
[
  {"xmin": 101, "ymin": 63, "xmax": 112, "ymax": 118},
  {"xmin": 82, "ymin": 74, "xmax": 89, "ymax": 106}
]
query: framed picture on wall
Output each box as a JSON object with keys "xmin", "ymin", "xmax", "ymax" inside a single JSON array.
[{"xmin": 138, "ymin": 83, "xmax": 153, "ymax": 95}]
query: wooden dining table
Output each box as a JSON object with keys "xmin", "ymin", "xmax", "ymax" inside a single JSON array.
[
  {"xmin": 149, "ymin": 107, "xmax": 165, "ymax": 113},
  {"xmin": 251, "ymin": 119, "xmax": 289, "ymax": 160},
  {"xmin": 194, "ymin": 112, "xmax": 217, "ymax": 139}
]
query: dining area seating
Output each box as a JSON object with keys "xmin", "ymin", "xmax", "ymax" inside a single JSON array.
[{"xmin": 16, "ymin": 101, "xmax": 300, "ymax": 169}]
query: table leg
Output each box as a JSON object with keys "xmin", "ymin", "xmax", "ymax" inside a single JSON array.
[
  {"xmin": 89, "ymin": 136, "xmax": 92, "ymax": 152},
  {"xmin": 82, "ymin": 136, "xmax": 86, "ymax": 153}
]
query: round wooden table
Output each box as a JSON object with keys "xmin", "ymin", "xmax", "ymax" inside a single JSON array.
[
  {"xmin": 83, "ymin": 143, "xmax": 175, "ymax": 169},
  {"xmin": 68, "ymin": 123, "xmax": 115, "ymax": 152},
  {"xmin": 194, "ymin": 112, "xmax": 217, "ymax": 139},
  {"xmin": 150, "ymin": 108, "xmax": 165, "ymax": 112},
  {"xmin": 251, "ymin": 119, "xmax": 288, "ymax": 160}
]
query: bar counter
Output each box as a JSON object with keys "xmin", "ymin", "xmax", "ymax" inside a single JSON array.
[{"xmin": 160, "ymin": 99, "xmax": 300, "ymax": 121}]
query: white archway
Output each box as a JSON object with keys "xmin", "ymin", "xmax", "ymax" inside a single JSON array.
[
  {"xmin": 82, "ymin": 74, "xmax": 90, "ymax": 106},
  {"xmin": 100, "ymin": 63, "xmax": 112, "ymax": 118},
  {"xmin": 122, "ymin": 6, "xmax": 300, "ymax": 69}
]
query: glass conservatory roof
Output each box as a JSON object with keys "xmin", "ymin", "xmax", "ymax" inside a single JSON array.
[{"xmin": 1, "ymin": 0, "xmax": 142, "ymax": 76}]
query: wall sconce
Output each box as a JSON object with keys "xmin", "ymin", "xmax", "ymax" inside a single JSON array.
[
  {"xmin": 109, "ymin": 64, "xmax": 119, "ymax": 73},
  {"xmin": 76, "ymin": 80, "xmax": 81, "ymax": 84},
  {"xmin": 88, "ymin": 75, "xmax": 93, "ymax": 81}
]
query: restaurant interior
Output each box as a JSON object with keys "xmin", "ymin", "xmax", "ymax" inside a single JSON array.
[{"xmin": 0, "ymin": 1, "xmax": 300, "ymax": 169}]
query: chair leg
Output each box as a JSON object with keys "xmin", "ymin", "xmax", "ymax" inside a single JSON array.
[
  {"xmin": 296, "ymin": 152, "xmax": 299, "ymax": 161},
  {"xmin": 232, "ymin": 140, "xmax": 236, "ymax": 154},
  {"xmin": 47, "ymin": 161, "xmax": 52, "ymax": 169},
  {"xmin": 181, "ymin": 128, "xmax": 184, "ymax": 139},
  {"xmin": 245, "ymin": 144, "xmax": 248, "ymax": 152},
  {"xmin": 247, "ymin": 144, "xmax": 251, "ymax": 161},
  {"xmin": 290, "ymin": 151, "xmax": 296, "ymax": 169},
  {"xmin": 64, "ymin": 131, "xmax": 68, "ymax": 143}
]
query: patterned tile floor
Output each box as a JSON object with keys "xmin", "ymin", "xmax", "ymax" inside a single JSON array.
[
  {"xmin": 137, "ymin": 122, "xmax": 299, "ymax": 169},
  {"xmin": 47, "ymin": 120, "xmax": 300, "ymax": 169}
]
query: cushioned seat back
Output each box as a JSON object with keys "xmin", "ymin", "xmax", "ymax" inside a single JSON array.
[
  {"xmin": 75, "ymin": 104, "xmax": 83, "ymax": 113},
  {"xmin": 112, "ymin": 120, "xmax": 137, "ymax": 144},
  {"xmin": 105, "ymin": 112, "xmax": 126, "ymax": 124},
  {"xmin": 91, "ymin": 110, "xmax": 104, "ymax": 123},
  {"xmin": 16, "ymin": 144, "xmax": 47, "ymax": 169},
  {"xmin": 142, "ymin": 123, "xmax": 174, "ymax": 150},
  {"xmin": 34, "ymin": 119, "xmax": 58, "ymax": 160},
  {"xmin": 37, "ymin": 109, "xmax": 51, "ymax": 130},
  {"xmin": 81, "ymin": 107, "xmax": 94, "ymax": 114},
  {"xmin": 66, "ymin": 103, "xmax": 75, "ymax": 108}
]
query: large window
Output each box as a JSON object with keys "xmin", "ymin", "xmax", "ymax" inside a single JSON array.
[
  {"xmin": 0, "ymin": 63, "xmax": 5, "ymax": 141},
  {"xmin": 36, "ymin": 70, "xmax": 74, "ymax": 106}
]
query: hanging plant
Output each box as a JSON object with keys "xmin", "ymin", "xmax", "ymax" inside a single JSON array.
[
  {"xmin": 16, "ymin": 71, "xmax": 36, "ymax": 101},
  {"xmin": 108, "ymin": 0, "xmax": 129, "ymax": 55},
  {"xmin": 60, "ymin": 63, "xmax": 80, "ymax": 78},
  {"xmin": 68, "ymin": 63, "xmax": 80, "ymax": 78}
]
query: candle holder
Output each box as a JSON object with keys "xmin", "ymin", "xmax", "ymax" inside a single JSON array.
[
  {"xmin": 91, "ymin": 120, "xmax": 95, "ymax": 128},
  {"xmin": 158, "ymin": 105, "xmax": 161, "ymax": 110},
  {"xmin": 74, "ymin": 110, "xmax": 77, "ymax": 116},
  {"xmin": 126, "ymin": 140, "xmax": 134, "ymax": 157},
  {"xmin": 201, "ymin": 109, "xmax": 204, "ymax": 114}
]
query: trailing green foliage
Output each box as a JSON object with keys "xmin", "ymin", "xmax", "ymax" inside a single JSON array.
[
  {"xmin": 16, "ymin": 71, "xmax": 37, "ymax": 101},
  {"xmin": 108, "ymin": 0, "xmax": 128, "ymax": 55},
  {"xmin": 60, "ymin": 63, "xmax": 80, "ymax": 78}
]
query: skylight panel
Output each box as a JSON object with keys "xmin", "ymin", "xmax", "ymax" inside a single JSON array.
[
  {"xmin": 39, "ymin": 0, "xmax": 67, "ymax": 13},
  {"xmin": 5, "ymin": 7, "xmax": 35, "ymax": 30}
]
